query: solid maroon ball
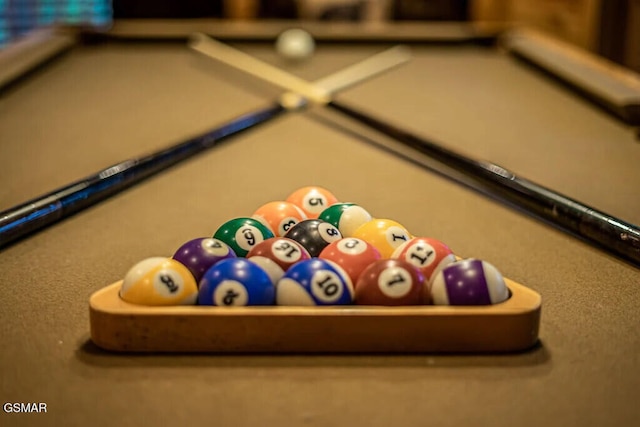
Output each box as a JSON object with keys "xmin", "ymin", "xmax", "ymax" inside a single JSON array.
[{"xmin": 355, "ymin": 259, "xmax": 426, "ymax": 306}]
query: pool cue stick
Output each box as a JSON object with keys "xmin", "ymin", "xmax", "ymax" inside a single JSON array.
[
  {"xmin": 0, "ymin": 42, "xmax": 411, "ymax": 250},
  {"xmin": 188, "ymin": 33, "xmax": 411, "ymax": 105},
  {"xmin": 190, "ymin": 34, "xmax": 640, "ymax": 266},
  {"xmin": 329, "ymin": 102, "xmax": 640, "ymax": 266},
  {"xmin": 0, "ymin": 105, "xmax": 284, "ymax": 249}
]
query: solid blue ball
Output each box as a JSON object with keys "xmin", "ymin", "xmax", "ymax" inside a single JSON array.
[{"xmin": 198, "ymin": 258, "xmax": 275, "ymax": 306}]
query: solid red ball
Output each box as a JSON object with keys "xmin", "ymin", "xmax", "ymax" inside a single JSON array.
[{"xmin": 319, "ymin": 237, "xmax": 381, "ymax": 287}]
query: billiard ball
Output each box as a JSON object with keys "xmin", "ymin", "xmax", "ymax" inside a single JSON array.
[
  {"xmin": 391, "ymin": 237, "xmax": 456, "ymax": 282},
  {"xmin": 275, "ymin": 28, "xmax": 315, "ymax": 61},
  {"xmin": 355, "ymin": 259, "xmax": 425, "ymax": 306},
  {"xmin": 276, "ymin": 259, "xmax": 353, "ymax": 306},
  {"xmin": 198, "ymin": 258, "xmax": 275, "ymax": 306},
  {"xmin": 120, "ymin": 257, "xmax": 198, "ymax": 306},
  {"xmin": 319, "ymin": 203, "xmax": 373, "ymax": 237},
  {"xmin": 213, "ymin": 217, "xmax": 275, "ymax": 257},
  {"xmin": 430, "ymin": 258, "xmax": 510, "ymax": 305},
  {"xmin": 352, "ymin": 218, "xmax": 412, "ymax": 258},
  {"xmin": 246, "ymin": 237, "xmax": 311, "ymax": 283},
  {"xmin": 318, "ymin": 237, "xmax": 381, "ymax": 286},
  {"xmin": 285, "ymin": 186, "xmax": 338, "ymax": 219},
  {"xmin": 172, "ymin": 237, "xmax": 237, "ymax": 283},
  {"xmin": 284, "ymin": 219, "xmax": 342, "ymax": 257},
  {"xmin": 252, "ymin": 201, "xmax": 308, "ymax": 237}
]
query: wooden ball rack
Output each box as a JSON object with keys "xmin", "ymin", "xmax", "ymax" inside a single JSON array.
[{"xmin": 89, "ymin": 276, "xmax": 541, "ymax": 353}]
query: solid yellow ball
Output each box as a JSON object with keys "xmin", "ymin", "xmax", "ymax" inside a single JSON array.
[{"xmin": 352, "ymin": 219, "xmax": 412, "ymax": 258}]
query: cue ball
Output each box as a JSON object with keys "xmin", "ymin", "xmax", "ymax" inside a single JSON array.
[
  {"xmin": 252, "ymin": 201, "xmax": 308, "ymax": 237},
  {"xmin": 355, "ymin": 259, "xmax": 425, "ymax": 306},
  {"xmin": 286, "ymin": 186, "xmax": 339, "ymax": 219},
  {"xmin": 198, "ymin": 258, "xmax": 275, "ymax": 306},
  {"xmin": 246, "ymin": 237, "xmax": 311, "ymax": 283},
  {"xmin": 430, "ymin": 258, "xmax": 510, "ymax": 305},
  {"xmin": 319, "ymin": 203, "xmax": 373, "ymax": 237},
  {"xmin": 391, "ymin": 237, "xmax": 456, "ymax": 282},
  {"xmin": 352, "ymin": 218, "xmax": 412, "ymax": 258},
  {"xmin": 172, "ymin": 237, "xmax": 237, "ymax": 283},
  {"xmin": 284, "ymin": 219, "xmax": 342, "ymax": 257},
  {"xmin": 318, "ymin": 237, "xmax": 381, "ymax": 286},
  {"xmin": 120, "ymin": 257, "xmax": 198, "ymax": 306},
  {"xmin": 276, "ymin": 259, "xmax": 353, "ymax": 306},
  {"xmin": 275, "ymin": 28, "xmax": 315, "ymax": 61},
  {"xmin": 213, "ymin": 217, "xmax": 275, "ymax": 257}
]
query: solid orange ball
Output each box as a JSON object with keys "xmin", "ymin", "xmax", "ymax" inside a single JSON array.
[{"xmin": 286, "ymin": 186, "xmax": 338, "ymax": 219}]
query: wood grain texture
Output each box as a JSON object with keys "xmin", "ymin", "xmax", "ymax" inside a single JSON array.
[{"xmin": 90, "ymin": 278, "xmax": 541, "ymax": 353}]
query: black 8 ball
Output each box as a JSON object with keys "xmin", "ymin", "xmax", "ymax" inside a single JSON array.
[{"xmin": 284, "ymin": 219, "xmax": 342, "ymax": 257}]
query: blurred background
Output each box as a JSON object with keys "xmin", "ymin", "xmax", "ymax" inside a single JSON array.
[{"xmin": 1, "ymin": 0, "xmax": 638, "ymax": 72}]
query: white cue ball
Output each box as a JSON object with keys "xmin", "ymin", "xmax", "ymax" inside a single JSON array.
[{"xmin": 275, "ymin": 29, "xmax": 315, "ymax": 61}]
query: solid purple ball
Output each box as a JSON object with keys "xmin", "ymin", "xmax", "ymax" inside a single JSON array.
[{"xmin": 172, "ymin": 237, "xmax": 237, "ymax": 284}]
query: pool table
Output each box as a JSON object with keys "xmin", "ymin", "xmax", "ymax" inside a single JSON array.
[{"xmin": 1, "ymin": 19, "xmax": 639, "ymax": 427}]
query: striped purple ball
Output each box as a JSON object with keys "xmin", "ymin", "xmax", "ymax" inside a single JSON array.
[{"xmin": 430, "ymin": 259, "xmax": 509, "ymax": 305}]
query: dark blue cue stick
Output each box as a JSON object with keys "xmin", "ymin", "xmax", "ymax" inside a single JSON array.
[
  {"xmin": 328, "ymin": 100, "xmax": 640, "ymax": 267},
  {"xmin": 0, "ymin": 104, "xmax": 285, "ymax": 249}
]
